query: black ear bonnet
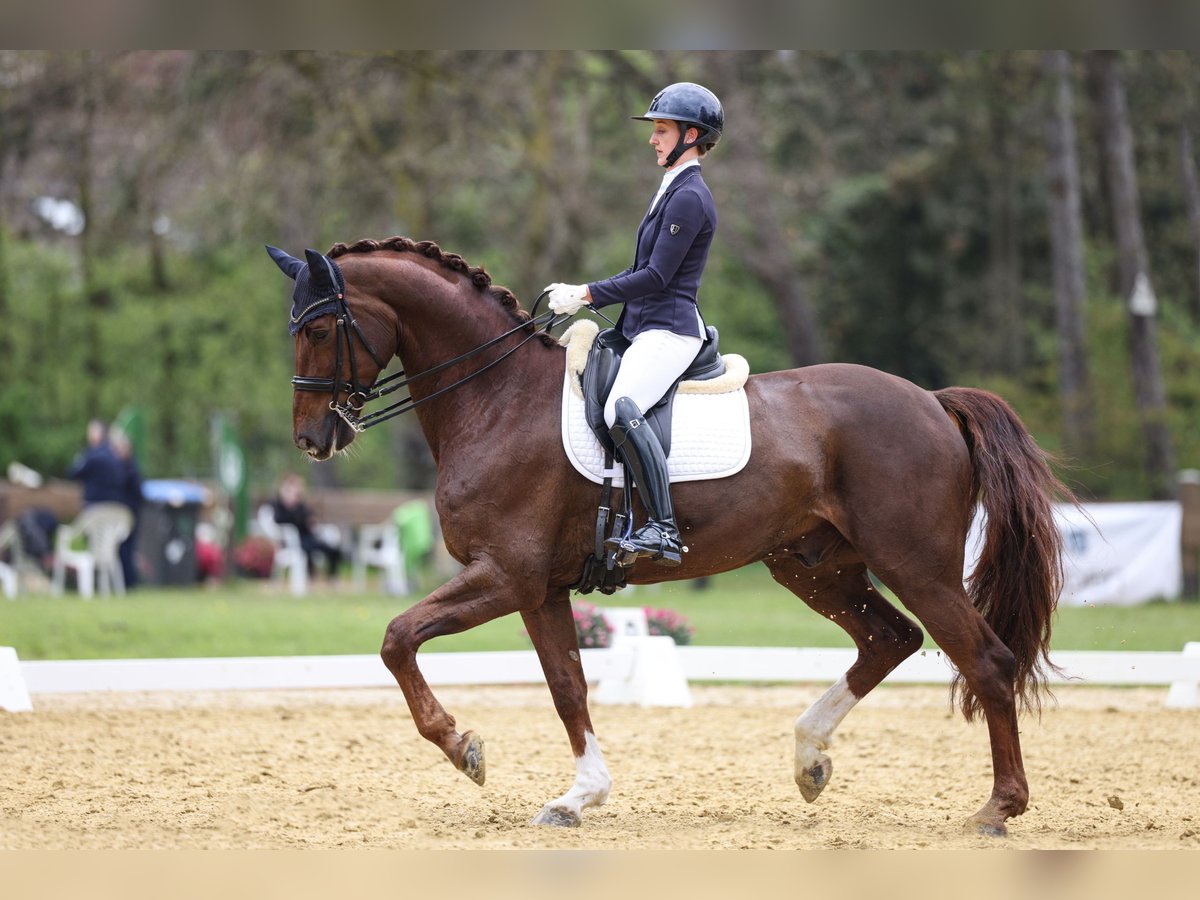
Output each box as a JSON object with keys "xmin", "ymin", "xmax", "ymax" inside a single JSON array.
[{"xmin": 266, "ymin": 245, "xmax": 347, "ymax": 335}]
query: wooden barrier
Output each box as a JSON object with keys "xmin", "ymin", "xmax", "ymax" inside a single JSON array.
[
  {"xmin": 0, "ymin": 479, "xmax": 83, "ymax": 525},
  {"xmin": 2, "ymin": 482, "xmax": 432, "ymax": 533}
]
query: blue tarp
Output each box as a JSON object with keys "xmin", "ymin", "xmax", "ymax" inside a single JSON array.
[{"xmin": 141, "ymin": 479, "xmax": 208, "ymax": 506}]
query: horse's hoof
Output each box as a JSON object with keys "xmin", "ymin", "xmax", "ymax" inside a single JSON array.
[
  {"xmin": 531, "ymin": 805, "xmax": 581, "ymax": 828},
  {"xmin": 796, "ymin": 753, "xmax": 832, "ymax": 803},
  {"xmin": 964, "ymin": 817, "xmax": 1008, "ymax": 838},
  {"xmin": 457, "ymin": 732, "xmax": 486, "ymax": 786}
]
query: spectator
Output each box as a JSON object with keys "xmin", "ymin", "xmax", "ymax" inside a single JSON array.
[
  {"xmin": 272, "ymin": 473, "xmax": 342, "ymax": 579},
  {"xmin": 194, "ymin": 522, "xmax": 226, "ymax": 583},
  {"xmin": 110, "ymin": 427, "xmax": 144, "ymax": 589},
  {"xmin": 394, "ymin": 498, "xmax": 435, "ymax": 589},
  {"xmin": 67, "ymin": 419, "xmax": 126, "ymax": 505},
  {"xmin": 16, "ymin": 508, "xmax": 58, "ymax": 575}
]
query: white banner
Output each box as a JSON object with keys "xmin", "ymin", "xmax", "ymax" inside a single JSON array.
[{"xmin": 966, "ymin": 501, "xmax": 1182, "ymax": 607}]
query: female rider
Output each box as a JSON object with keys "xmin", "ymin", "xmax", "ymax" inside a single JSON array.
[{"xmin": 544, "ymin": 82, "xmax": 723, "ymax": 567}]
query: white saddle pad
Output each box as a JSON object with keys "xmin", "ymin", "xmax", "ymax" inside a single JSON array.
[{"xmin": 558, "ymin": 320, "xmax": 752, "ymax": 487}]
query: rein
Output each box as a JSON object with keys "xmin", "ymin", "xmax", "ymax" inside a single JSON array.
[{"xmin": 292, "ymin": 290, "xmax": 567, "ymax": 432}]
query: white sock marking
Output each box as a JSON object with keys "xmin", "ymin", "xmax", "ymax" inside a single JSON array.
[
  {"xmin": 542, "ymin": 731, "xmax": 611, "ymax": 819},
  {"xmin": 794, "ymin": 675, "xmax": 859, "ymax": 773}
]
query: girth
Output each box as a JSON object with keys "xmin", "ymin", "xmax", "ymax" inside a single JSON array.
[{"xmin": 582, "ymin": 325, "xmax": 725, "ymax": 457}]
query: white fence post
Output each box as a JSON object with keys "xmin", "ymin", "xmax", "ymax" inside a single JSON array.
[
  {"xmin": 1166, "ymin": 642, "xmax": 1200, "ymax": 709},
  {"xmin": 594, "ymin": 607, "xmax": 693, "ymax": 708},
  {"xmin": 0, "ymin": 646, "xmax": 33, "ymax": 712}
]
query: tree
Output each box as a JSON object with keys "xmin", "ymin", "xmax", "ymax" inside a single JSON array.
[
  {"xmin": 0, "ymin": 52, "xmax": 29, "ymax": 366},
  {"xmin": 1089, "ymin": 51, "xmax": 1176, "ymax": 498},
  {"xmin": 982, "ymin": 52, "xmax": 1029, "ymax": 377},
  {"xmin": 711, "ymin": 51, "xmax": 824, "ymax": 367},
  {"xmin": 1182, "ymin": 124, "xmax": 1200, "ymax": 323},
  {"xmin": 1042, "ymin": 51, "xmax": 1095, "ymax": 459}
]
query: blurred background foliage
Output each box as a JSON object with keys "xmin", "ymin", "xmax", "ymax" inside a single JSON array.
[{"xmin": 1, "ymin": 50, "xmax": 1199, "ymax": 500}]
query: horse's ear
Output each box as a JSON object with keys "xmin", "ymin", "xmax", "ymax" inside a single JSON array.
[
  {"xmin": 266, "ymin": 245, "xmax": 304, "ymax": 280},
  {"xmin": 305, "ymin": 248, "xmax": 337, "ymax": 295}
]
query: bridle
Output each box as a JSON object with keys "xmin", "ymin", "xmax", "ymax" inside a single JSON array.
[{"xmin": 291, "ymin": 287, "xmax": 567, "ymax": 432}]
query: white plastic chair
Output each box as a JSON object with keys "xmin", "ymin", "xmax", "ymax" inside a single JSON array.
[
  {"xmin": 0, "ymin": 521, "xmax": 21, "ymax": 599},
  {"xmin": 51, "ymin": 503, "xmax": 134, "ymax": 599},
  {"xmin": 353, "ymin": 518, "xmax": 408, "ymax": 595},
  {"xmin": 255, "ymin": 504, "xmax": 308, "ymax": 596}
]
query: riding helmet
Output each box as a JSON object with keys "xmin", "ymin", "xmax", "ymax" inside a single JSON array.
[{"xmin": 632, "ymin": 82, "xmax": 724, "ymax": 159}]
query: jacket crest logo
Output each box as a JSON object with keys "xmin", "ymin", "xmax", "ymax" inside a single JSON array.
[{"xmin": 669, "ymin": 223, "xmax": 680, "ymax": 235}]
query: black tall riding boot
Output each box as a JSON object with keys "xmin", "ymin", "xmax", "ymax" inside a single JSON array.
[{"xmin": 604, "ymin": 396, "xmax": 683, "ymax": 567}]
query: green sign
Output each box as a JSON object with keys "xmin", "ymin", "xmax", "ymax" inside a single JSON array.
[{"xmin": 212, "ymin": 415, "xmax": 249, "ymax": 539}]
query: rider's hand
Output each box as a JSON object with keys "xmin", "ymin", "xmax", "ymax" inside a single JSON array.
[{"xmin": 544, "ymin": 283, "xmax": 590, "ymax": 315}]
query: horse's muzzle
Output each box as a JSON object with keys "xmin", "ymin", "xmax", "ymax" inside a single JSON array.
[
  {"xmin": 295, "ymin": 430, "xmax": 327, "ymax": 459},
  {"xmin": 295, "ymin": 414, "xmax": 353, "ymax": 460}
]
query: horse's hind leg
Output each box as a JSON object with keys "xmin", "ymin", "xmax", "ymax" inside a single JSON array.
[
  {"xmin": 764, "ymin": 558, "xmax": 924, "ymax": 803},
  {"xmin": 875, "ymin": 573, "xmax": 1028, "ymax": 836},
  {"xmin": 521, "ymin": 588, "xmax": 611, "ymax": 827}
]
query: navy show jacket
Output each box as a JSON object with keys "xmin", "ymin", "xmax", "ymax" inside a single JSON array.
[
  {"xmin": 588, "ymin": 164, "xmax": 716, "ymax": 340},
  {"xmin": 67, "ymin": 443, "xmax": 128, "ymax": 506}
]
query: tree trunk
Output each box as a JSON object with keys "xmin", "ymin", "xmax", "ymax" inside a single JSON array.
[
  {"xmin": 148, "ymin": 196, "xmax": 170, "ymax": 292},
  {"xmin": 77, "ymin": 52, "xmax": 111, "ymax": 414},
  {"xmin": 1090, "ymin": 50, "xmax": 1176, "ymax": 498},
  {"xmin": 985, "ymin": 53, "xmax": 1025, "ymax": 376},
  {"xmin": 517, "ymin": 51, "xmax": 587, "ymax": 292},
  {"xmin": 715, "ymin": 59, "xmax": 824, "ymax": 367},
  {"xmin": 0, "ymin": 169, "xmax": 9, "ymax": 367},
  {"xmin": 1082, "ymin": 62, "xmax": 1114, "ymax": 261},
  {"xmin": 1181, "ymin": 124, "xmax": 1200, "ymax": 323},
  {"xmin": 1042, "ymin": 51, "xmax": 1095, "ymax": 459},
  {"xmin": 0, "ymin": 58, "xmax": 9, "ymax": 364}
]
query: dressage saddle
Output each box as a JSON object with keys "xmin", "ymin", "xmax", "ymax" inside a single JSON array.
[{"xmin": 581, "ymin": 326, "xmax": 726, "ymax": 457}]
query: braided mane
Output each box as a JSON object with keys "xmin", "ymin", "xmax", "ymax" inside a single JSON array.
[{"xmin": 328, "ymin": 237, "xmax": 555, "ymax": 345}]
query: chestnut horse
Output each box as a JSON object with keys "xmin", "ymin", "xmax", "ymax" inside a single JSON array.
[{"xmin": 271, "ymin": 236, "xmax": 1071, "ymax": 837}]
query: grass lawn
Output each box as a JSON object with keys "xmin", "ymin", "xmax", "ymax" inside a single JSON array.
[{"xmin": 3, "ymin": 565, "xmax": 1199, "ymax": 660}]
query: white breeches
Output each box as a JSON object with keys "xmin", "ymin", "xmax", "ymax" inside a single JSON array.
[{"xmin": 604, "ymin": 328, "xmax": 704, "ymax": 429}]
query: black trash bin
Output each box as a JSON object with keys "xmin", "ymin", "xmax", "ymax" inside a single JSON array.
[{"xmin": 137, "ymin": 480, "xmax": 206, "ymax": 586}]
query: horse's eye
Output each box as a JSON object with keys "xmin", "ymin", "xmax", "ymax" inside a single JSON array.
[{"xmin": 307, "ymin": 327, "xmax": 330, "ymax": 344}]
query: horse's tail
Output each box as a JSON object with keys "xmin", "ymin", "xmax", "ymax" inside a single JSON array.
[{"xmin": 934, "ymin": 387, "xmax": 1074, "ymax": 721}]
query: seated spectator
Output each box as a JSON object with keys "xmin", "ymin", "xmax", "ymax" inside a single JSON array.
[
  {"xmin": 194, "ymin": 522, "xmax": 226, "ymax": 583},
  {"xmin": 17, "ymin": 508, "xmax": 58, "ymax": 575},
  {"xmin": 272, "ymin": 473, "xmax": 342, "ymax": 579}
]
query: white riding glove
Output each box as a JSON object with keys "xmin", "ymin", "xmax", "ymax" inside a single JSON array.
[{"xmin": 544, "ymin": 283, "xmax": 590, "ymax": 315}]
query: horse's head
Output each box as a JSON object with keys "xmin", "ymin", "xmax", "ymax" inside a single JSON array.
[{"xmin": 267, "ymin": 245, "xmax": 394, "ymax": 461}]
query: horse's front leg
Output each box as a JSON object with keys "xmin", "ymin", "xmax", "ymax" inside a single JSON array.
[
  {"xmin": 522, "ymin": 588, "xmax": 611, "ymax": 827},
  {"xmin": 380, "ymin": 558, "xmax": 535, "ymax": 785}
]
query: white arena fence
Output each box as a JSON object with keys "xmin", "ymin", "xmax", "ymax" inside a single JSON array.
[{"xmin": 4, "ymin": 635, "xmax": 1199, "ymax": 714}]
